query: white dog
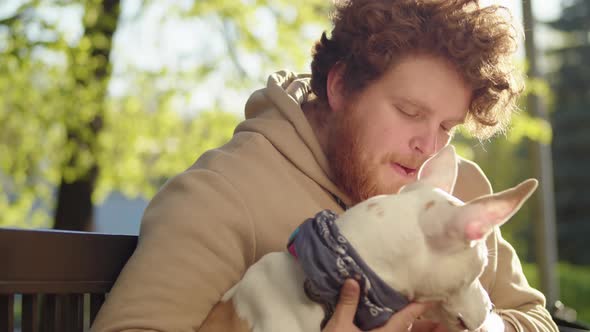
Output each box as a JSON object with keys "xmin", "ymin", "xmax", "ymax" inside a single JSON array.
[{"xmin": 222, "ymin": 145, "xmax": 538, "ymax": 332}]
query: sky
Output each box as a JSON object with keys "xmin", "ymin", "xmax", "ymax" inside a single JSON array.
[
  {"xmin": 0, "ymin": 0, "xmax": 566, "ymax": 116},
  {"xmin": 491, "ymin": 0, "xmax": 561, "ymax": 20}
]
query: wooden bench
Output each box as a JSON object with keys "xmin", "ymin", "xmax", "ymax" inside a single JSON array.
[
  {"xmin": 0, "ymin": 227, "xmax": 137, "ymax": 331},
  {"xmin": 1, "ymin": 227, "xmax": 588, "ymax": 332}
]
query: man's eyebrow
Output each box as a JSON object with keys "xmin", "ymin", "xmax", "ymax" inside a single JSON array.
[{"xmin": 398, "ymin": 97, "xmax": 465, "ymax": 124}]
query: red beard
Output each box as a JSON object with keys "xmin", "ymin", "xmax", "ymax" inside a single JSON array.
[
  {"xmin": 325, "ymin": 108, "xmax": 375, "ymax": 205},
  {"xmin": 325, "ymin": 106, "xmax": 422, "ymax": 205}
]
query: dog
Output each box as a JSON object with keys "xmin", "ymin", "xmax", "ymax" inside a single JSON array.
[{"xmin": 221, "ymin": 145, "xmax": 538, "ymax": 332}]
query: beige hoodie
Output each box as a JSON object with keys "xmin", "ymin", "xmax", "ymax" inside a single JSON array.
[{"xmin": 91, "ymin": 71, "xmax": 558, "ymax": 332}]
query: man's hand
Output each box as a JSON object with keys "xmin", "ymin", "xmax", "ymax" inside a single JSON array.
[{"xmin": 322, "ymin": 279, "xmax": 447, "ymax": 332}]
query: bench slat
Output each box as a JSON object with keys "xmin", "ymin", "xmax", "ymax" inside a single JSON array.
[
  {"xmin": 90, "ymin": 293, "xmax": 105, "ymax": 326},
  {"xmin": 66, "ymin": 294, "xmax": 84, "ymax": 332},
  {"xmin": 0, "ymin": 281, "xmax": 117, "ymax": 294},
  {"xmin": 0, "ymin": 227, "xmax": 138, "ymax": 330},
  {"xmin": 55, "ymin": 295, "xmax": 65, "ymax": 332},
  {"xmin": 0, "ymin": 228, "xmax": 137, "ymax": 294},
  {"xmin": 22, "ymin": 294, "xmax": 39, "ymax": 332},
  {"xmin": 0, "ymin": 294, "xmax": 14, "ymax": 332},
  {"xmin": 41, "ymin": 294, "xmax": 56, "ymax": 332}
]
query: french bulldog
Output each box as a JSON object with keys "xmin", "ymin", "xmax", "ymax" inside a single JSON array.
[{"xmin": 222, "ymin": 145, "xmax": 538, "ymax": 332}]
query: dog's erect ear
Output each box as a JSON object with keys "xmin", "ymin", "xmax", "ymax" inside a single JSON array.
[
  {"xmin": 452, "ymin": 179, "xmax": 538, "ymax": 242},
  {"xmin": 417, "ymin": 145, "xmax": 458, "ymax": 194}
]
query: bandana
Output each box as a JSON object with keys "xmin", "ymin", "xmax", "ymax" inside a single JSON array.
[{"xmin": 287, "ymin": 210, "xmax": 410, "ymax": 330}]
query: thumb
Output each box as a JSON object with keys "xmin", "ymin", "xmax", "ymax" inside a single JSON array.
[{"xmin": 332, "ymin": 279, "xmax": 361, "ymax": 323}]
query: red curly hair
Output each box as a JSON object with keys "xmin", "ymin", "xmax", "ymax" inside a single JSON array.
[{"xmin": 309, "ymin": 0, "xmax": 523, "ymax": 139}]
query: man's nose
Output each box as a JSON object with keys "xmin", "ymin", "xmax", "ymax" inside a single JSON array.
[{"xmin": 410, "ymin": 127, "xmax": 438, "ymax": 157}]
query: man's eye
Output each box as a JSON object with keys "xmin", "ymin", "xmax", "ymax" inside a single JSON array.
[{"xmin": 397, "ymin": 106, "xmax": 418, "ymax": 118}]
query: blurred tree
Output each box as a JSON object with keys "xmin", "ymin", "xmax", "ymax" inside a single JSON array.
[
  {"xmin": 0, "ymin": 0, "xmax": 331, "ymax": 230},
  {"xmin": 0, "ymin": 0, "xmax": 554, "ymax": 242},
  {"xmin": 0, "ymin": 1, "xmax": 74, "ymax": 229},
  {"xmin": 187, "ymin": 0, "xmax": 331, "ymax": 83},
  {"xmin": 454, "ymin": 105, "xmax": 552, "ymax": 261},
  {"xmin": 52, "ymin": 0, "xmax": 120, "ymax": 231},
  {"xmin": 544, "ymin": 0, "xmax": 590, "ymax": 265}
]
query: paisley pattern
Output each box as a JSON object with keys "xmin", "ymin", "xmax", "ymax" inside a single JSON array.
[{"xmin": 287, "ymin": 210, "xmax": 409, "ymax": 330}]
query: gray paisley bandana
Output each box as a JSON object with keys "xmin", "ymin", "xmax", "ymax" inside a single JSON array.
[{"xmin": 287, "ymin": 210, "xmax": 410, "ymax": 330}]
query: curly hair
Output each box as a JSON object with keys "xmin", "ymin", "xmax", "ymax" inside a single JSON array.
[{"xmin": 309, "ymin": 0, "xmax": 523, "ymax": 139}]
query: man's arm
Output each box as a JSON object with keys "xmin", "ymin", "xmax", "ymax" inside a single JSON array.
[
  {"xmin": 487, "ymin": 228, "xmax": 558, "ymax": 332},
  {"xmin": 91, "ymin": 168, "xmax": 256, "ymax": 331}
]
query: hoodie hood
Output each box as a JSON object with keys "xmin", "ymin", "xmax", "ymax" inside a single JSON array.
[{"xmin": 235, "ymin": 70, "xmax": 352, "ymax": 207}]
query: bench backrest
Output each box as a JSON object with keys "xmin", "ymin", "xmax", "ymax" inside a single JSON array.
[{"xmin": 0, "ymin": 227, "xmax": 137, "ymax": 331}]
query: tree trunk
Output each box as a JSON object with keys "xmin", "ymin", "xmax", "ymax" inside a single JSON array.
[{"xmin": 53, "ymin": 0, "xmax": 120, "ymax": 231}]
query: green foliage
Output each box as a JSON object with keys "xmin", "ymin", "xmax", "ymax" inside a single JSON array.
[
  {"xmin": 454, "ymin": 74, "xmax": 554, "ymax": 260},
  {"xmin": 0, "ymin": 0, "xmax": 557, "ymax": 243},
  {"xmin": 523, "ymin": 263, "xmax": 590, "ymax": 324},
  {"xmin": 95, "ymin": 99, "xmax": 238, "ymax": 202},
  {"xmin": 0, "ymin": 43, "xmax": 71, "ymax": 228},
  {"xmin": 1, "ymin": 0, "xmax": 329, "ymax": 228},
  {"xmin": 543, "ymin": 0, "xmax": 590, "ymax": 265},
  {"xmin": 4, "ymin": 5, "xmax": 587, "ymax": 323},
  {"xmin": 0, "ymin": 0, "xmax": 117, "ymax": 228}
]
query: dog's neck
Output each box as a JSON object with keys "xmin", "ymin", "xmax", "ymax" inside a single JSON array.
[{"xmin": 335, "ymin": 192, "xmax": 426, "ymax": 299}]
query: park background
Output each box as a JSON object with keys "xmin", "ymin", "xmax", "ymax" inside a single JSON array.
[{"xmin": 1, "ymin": 0, "xmax": 589, "ymax": 325}]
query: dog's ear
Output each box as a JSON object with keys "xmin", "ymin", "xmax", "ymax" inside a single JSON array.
[
  {"xmin": 451, "ymin": 179, "xmax": 538, "ymax": 243},
  {"xmin": 417, "ymin": 145, "xmax": 458, "ymax": 194}
]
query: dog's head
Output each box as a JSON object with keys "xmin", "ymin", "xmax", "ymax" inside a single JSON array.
[{"xmin": 336, "ymin": 145, "xmax": 537, "ymax": 331}]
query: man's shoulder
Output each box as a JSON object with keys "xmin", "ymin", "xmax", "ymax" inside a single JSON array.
[
  {"xmin": 453, "ymin": 156, "xmax": 493, "ymax": 201},
  {"xmin": 192, "ymin": 131, "xmax": 280, "ymax": 173},
  {"xmin": 182, "ymin": 131, "xmax": 294, "ymax": 195}
]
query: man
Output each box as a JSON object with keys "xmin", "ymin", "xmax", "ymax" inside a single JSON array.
[{"xmin": 92, "ymin": 1, "xmax": 559, "ymax": 331}]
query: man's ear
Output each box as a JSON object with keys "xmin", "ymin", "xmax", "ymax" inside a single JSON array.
[{"xmin": 326, "ymin": 62, "xmax": 346, "ymax": 113}]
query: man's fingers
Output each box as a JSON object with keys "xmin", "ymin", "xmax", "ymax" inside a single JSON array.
[
  {"xmin": 332, "ymin": 279, "xmax": 361, "ymax": 323},
  {"xmin": 409, "ymin": 319, "xmax": 439, "ymax": 332},
  {"xmin": 432, "ymin": 322, "xmax": 449, "ymax": 332},
  {"xmin": 381, "ymin": 302, "xmax": 431, "ymax": 331}
]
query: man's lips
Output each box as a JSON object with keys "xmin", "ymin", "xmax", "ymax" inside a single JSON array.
[{"xmin": 391, "ymin": 162, "xmax": 417, "ymax": 177}]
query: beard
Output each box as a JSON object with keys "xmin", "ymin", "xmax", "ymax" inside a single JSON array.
[{"xmin": 325, "ymin": 106, "xmax": 419, "ymax": 205}]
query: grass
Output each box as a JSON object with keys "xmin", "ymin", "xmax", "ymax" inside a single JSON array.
[{"xmin": 522, "ymin": 262, "xmax": 590, "ymax": 324}]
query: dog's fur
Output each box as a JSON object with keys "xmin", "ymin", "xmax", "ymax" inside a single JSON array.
[{"xmin": 221, "ymin": 145, "xmax": 538, "ymax": 332}]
